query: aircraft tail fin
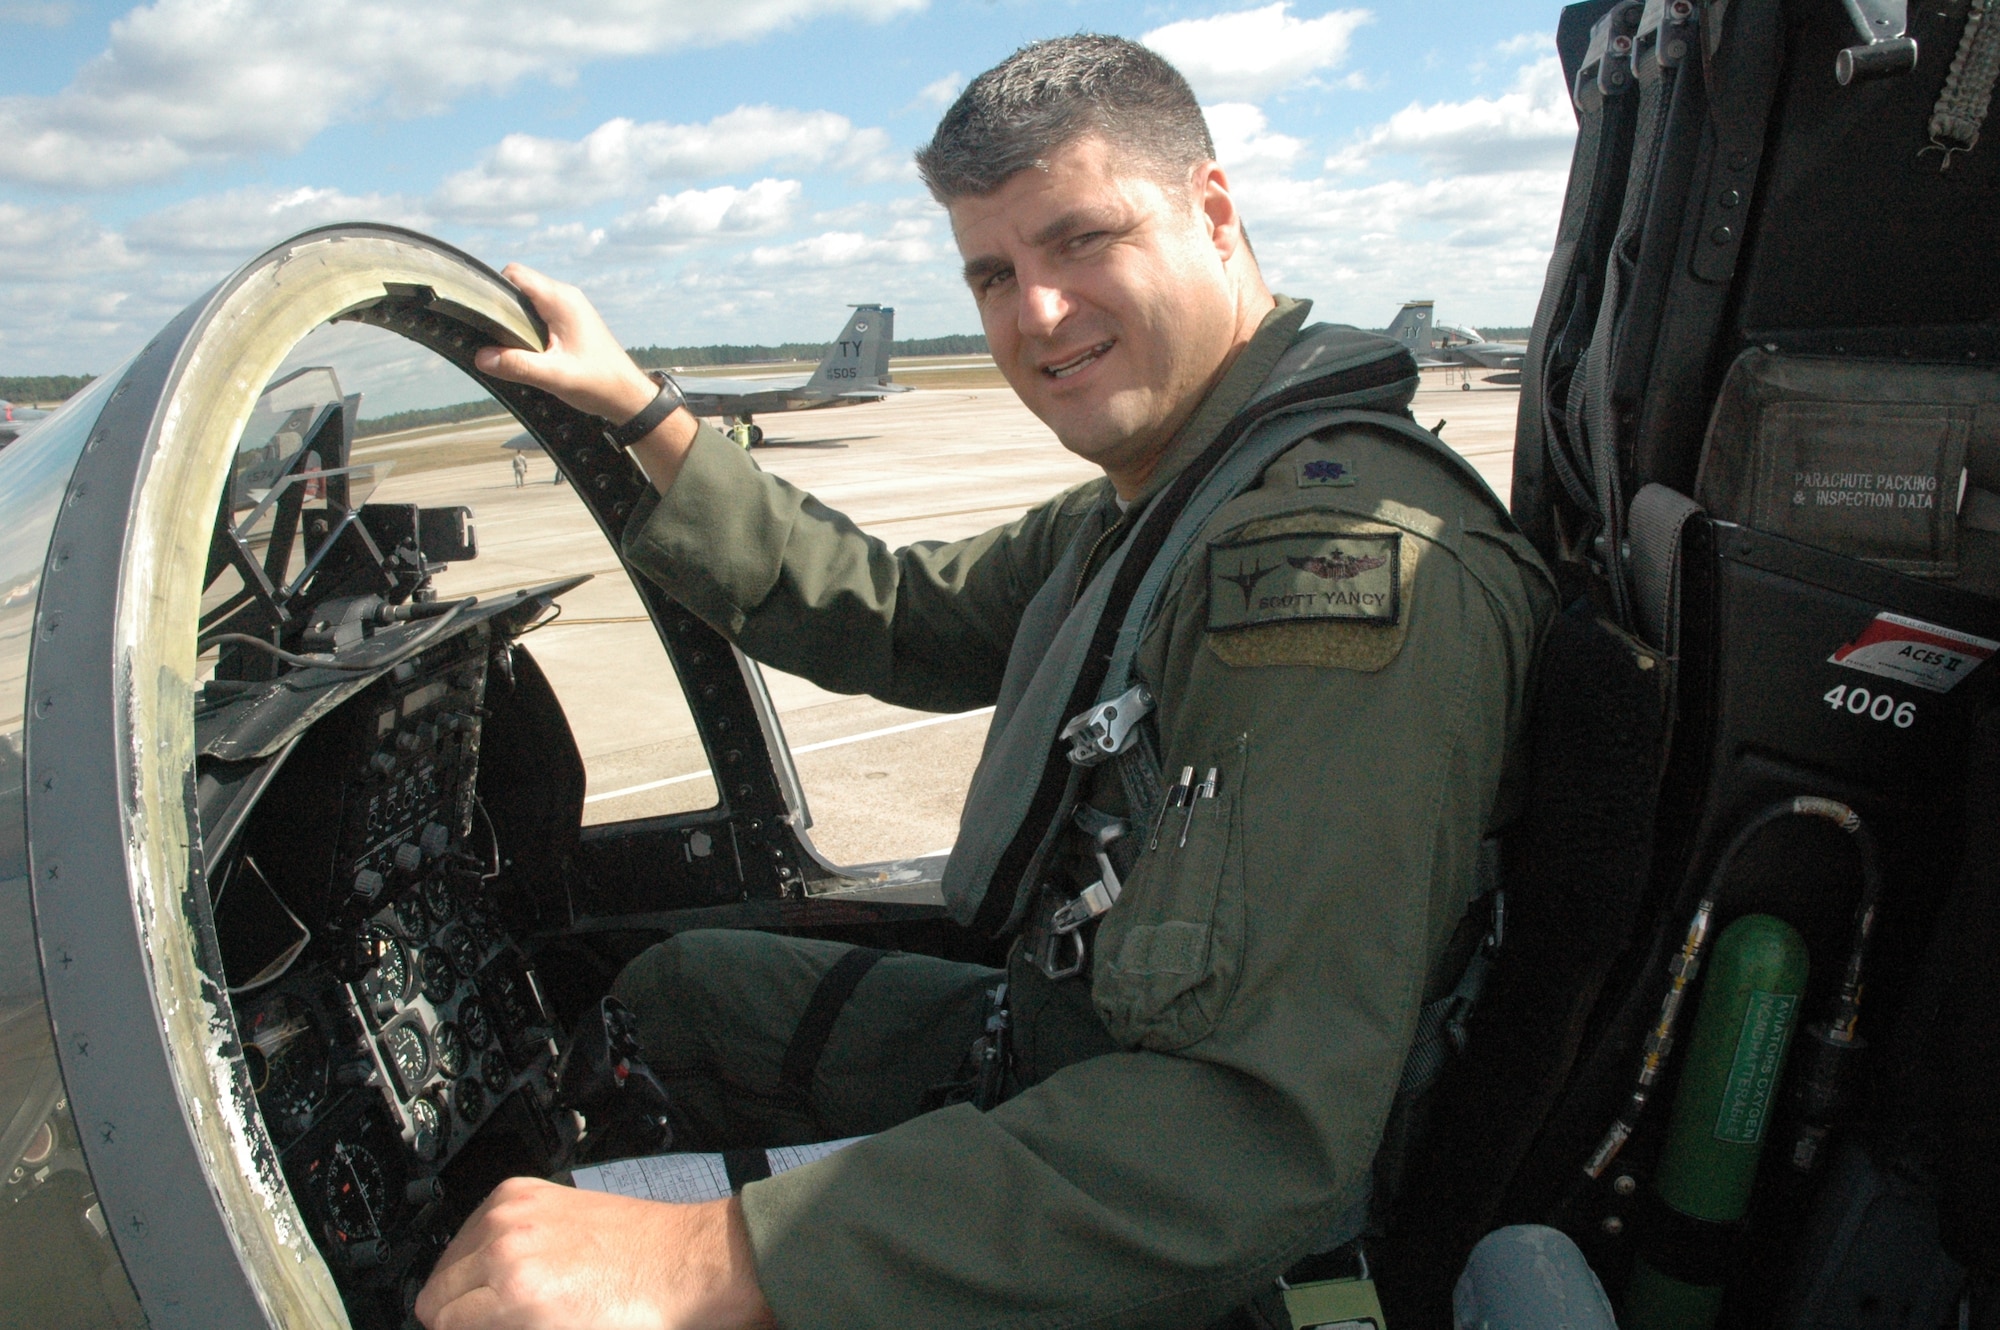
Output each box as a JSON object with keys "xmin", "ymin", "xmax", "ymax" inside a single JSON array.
[
  {"xmin": 806, "ymin": 305, "xmax": 894, "ymax": 392},
  {"xmin": 1385, "ymin": 301, "xmax": 1437, "ymax": 352}
]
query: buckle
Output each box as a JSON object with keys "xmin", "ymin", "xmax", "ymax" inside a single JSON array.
[
  {"xmin": 1033, "ymin": 927, "xmax": 1087, "ymax": 981},
  {"xmin": 1050, "ymin": 879, "xmax": 1118, "ymax": 934},
  {"xmin": 1059, "ymin": 685, "xmax": 1154, "ymax": 766}
]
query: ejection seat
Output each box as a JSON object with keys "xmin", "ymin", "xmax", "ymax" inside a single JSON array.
[{"xmin": 1369, "ymin": 2, "xmax": 2000, "ymax": 1327}]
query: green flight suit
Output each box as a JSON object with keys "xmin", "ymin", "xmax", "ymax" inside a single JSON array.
[{"xmin": 615, "ymin": 297, "xmax": 1557, "ymax": 1329}]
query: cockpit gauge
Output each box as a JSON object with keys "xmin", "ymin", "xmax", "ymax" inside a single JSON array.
[
  {"xmin": 446, "ymin": 925, "xmax": 484, "ymax": 979},
  {"xmin": 394, "ymin": 892, "xmax": 429, "ymax": 939},
  {"xmin": 380, "ymin": 1019, "xmax": 432, "ymax": 1097},
  {"xmin": 407, "ymin": 1095, "xmax": 446, "ymax": 1164},
  {"xmin": 432, "ymin": 1021, "xmax": 468, "ymax": 1080},
  {"xmin": 322, "ymin": 1140, "xmax": 388, "ymax": 1248},
  {"xmin": 422, "ymin": 875, "xmax": 456, "ymax": 929},
  {"xmin": 481, "ymin": 1048, "xmax": 510, "ymax": 1095},
  {"xmin": 362, "ymin": 926, "xmax": 415, "ymax": 1007},
  {"xmin": 453, "ymin": 1077, "xmax": 486, "ymax": 1125},
  {"xmin": 457, "ymin": 993, "xmax": 491, "ymax": 1050},
  {"xmin": 419, "ymin": 947, "xmax": 457, "ymax": 1005},
  {"xmin": 239, "ymin": 994, "xmax": 327, "ymax": 1130}
]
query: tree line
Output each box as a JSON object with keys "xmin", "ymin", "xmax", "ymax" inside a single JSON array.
[
  {"xmin": 0, "ymin": 374, "xmax": 94, "ymax": 402},
  {"xmin": 628, "ymin": 332, "xmax": 988, "ymax": 369}
]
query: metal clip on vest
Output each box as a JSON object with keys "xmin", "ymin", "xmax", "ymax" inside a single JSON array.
[
  {"xmin": 1051, "ymin": 810, "xmax": 1129, "ymax": 934},
  {"xmin": 1059, "ymin": 685, "xmax": 1154, "ymax": 766},
  {"xmin": 1836, "ymin": 0, "xmax": 1918, "ymax": 84},
  {"xmin": 1032, "ymin": 810, "xmax": 1132, "ymax": 980}
]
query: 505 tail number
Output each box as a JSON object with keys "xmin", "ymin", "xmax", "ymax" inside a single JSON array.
[{"xmin": 1824, "ymin": 684, "xmax": 1916, "ymax": 729}]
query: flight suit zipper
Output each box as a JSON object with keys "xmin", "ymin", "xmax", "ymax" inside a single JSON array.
[{"xmin": 1072, "ymin": 501, "xmax": 1138, "ymax": 605}]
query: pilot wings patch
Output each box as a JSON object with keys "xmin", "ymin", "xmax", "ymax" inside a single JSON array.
[{"xmin": 1207, "ymin": 531, "xmax": 1400, "ymax": 631}]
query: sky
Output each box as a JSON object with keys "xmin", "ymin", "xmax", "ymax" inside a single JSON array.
[{"xmin": 0, "ymin": 0, "xmax": 1580, "ymax": 386}]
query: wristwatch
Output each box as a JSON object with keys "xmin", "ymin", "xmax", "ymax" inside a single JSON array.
[{"xmin": 603, "ymin": 370, "xmax": 685, "ymax": 451}]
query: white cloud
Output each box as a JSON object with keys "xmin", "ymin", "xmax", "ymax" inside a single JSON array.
[
  {"xmin": 1143, "ymin": 4, "xmax": 1372, "ymax": 102},
  {"xmin": 1205, "ymin": 103, "xmax": 1305, "ymax": 175},
  {"xmin": 606, "ymin": 178, "xmax": 803, "ymax": 250},
  {"xmin": 748, "ymin": 217, "xmax": 937, "ymax": 270},
  {"xmin": 0, "ymin": 0, "xmax": 926, "ymax": 188},
  {"xmin": 914, "ymin": 73, "xmax": 962, "ymax": 109},
  {"xmin": 125, "ymin": 185, "xmax": 427, "ymax": 255},
  {"xmin": 1329, "ymin": 55, "xmax": 1575, "ymax": 176},
  {"xmin": 433, "ymin": 108, "xmax": 892, "ymax": 223},
  {"xmin": 1496, "ymin": 32, "xmax": 1554, "ymax": 57},
  {"xmin": 1230, "ymin": 167, "xmax": 1568, "ymax": 324},
  {"xmin": 0, "ymin": 204, "xmax": 137, "ymax": 281}
]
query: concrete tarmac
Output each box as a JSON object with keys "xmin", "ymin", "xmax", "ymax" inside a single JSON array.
[{"xmin": 361, "ymin": 366, "xmax": 1519, "ymax": 867}]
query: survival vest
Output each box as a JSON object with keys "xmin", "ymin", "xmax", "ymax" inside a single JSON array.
[{"xmin": 940, "ymin": 321, "xmax": 1512, "ymax": 938}]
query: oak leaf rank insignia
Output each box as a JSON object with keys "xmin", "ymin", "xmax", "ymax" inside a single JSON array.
[{"xmin": 1297, "ymin": 458, "xmax": 1356, "ymax": 487}]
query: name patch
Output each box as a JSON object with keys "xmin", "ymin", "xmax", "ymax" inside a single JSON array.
[{"xmin": 1207, "ymin": 531, "xmax": 1400, "ymax": 631}]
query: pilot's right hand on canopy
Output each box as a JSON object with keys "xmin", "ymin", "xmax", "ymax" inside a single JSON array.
[
  {"xmin": 477, "ymin": 264, "xmax": 659, "ymax": 422},
  {"xmin": 481, "ymin": 263, "xmax": 696, "ymax": 493}
]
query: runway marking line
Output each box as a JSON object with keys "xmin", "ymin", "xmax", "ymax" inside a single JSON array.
[{"xmin": 583, "ymin": 706, "xmax": 996, "ymax": 804}]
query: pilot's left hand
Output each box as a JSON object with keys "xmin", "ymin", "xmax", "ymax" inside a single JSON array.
[{"xmin": 415, "ymin": 1177, "xmax": 776, "ymax": 1330}]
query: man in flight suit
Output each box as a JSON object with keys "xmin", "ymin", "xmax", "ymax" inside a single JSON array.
[{"xmin": 417, "ymin": 34, "xmax": 1554, "ymax": 1330}]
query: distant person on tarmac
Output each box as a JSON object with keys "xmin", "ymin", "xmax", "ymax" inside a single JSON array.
[
  {"xmin": 512, "ymin": 452, "xmax": 527, "ymax": 488},
  {"xmin": 418, "ymin": 33, "xmax": 1553, "ymax": 1330}
]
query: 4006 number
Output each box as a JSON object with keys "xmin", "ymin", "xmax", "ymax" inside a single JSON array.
[{"xmin": 1823, "ymin": 684, "xmax": 1916, "ymax": 729}]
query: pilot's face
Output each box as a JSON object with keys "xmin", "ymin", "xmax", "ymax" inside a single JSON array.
[{"xmin": 949, "ymin": 134, "xmax": 1243, "ymax": 491}]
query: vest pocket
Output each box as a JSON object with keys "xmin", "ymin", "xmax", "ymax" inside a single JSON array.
[{"xmin": 1091, "ymin": 779, "xmax": 1244, "ymax": 1051}]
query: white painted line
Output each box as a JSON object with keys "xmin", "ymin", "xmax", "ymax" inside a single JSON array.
[
  {"xmin": 581, "ymin": 769, "xmax": 716, "ymax": 804},
  {"xmin": 582, "ymin": 706, "xmax": 995, "ymax": 805},
  {"xmin": 787, "ymin": 706, "xmax": 994, "ymax": 756}
]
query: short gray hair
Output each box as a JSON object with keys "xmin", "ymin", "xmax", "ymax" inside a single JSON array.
[{"xmin": 916, "ymin": 35, "xmax": 1216, "ymax": 203}]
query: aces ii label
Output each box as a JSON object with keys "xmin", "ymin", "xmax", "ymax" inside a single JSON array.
[{"xmin": 1829, "ymin": 612, "xmax": 1998, "ymax": 694}]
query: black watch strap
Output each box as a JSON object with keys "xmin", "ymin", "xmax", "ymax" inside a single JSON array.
[{"xmin": 604, "ymin": 370, "xmax": 685, "ymax": 450}]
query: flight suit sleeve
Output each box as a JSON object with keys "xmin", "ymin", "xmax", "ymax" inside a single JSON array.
[
  {"xmin": 736, "ymin": 431, "xmax": 1559, "ymax": 1329},
  {"xmin": 620, "ymin": 421, "xmax": 1109, "ymax": 713}
]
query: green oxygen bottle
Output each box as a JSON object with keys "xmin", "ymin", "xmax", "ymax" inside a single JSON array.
[{"xmin": 1626, "ymin": 913, "xmax": 1809, "ymax": 1330}]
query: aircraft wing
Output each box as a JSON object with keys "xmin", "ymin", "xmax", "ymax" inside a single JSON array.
[{"xmin": 673, "ymin": 373, "xmax": 811, "ymax": 397}]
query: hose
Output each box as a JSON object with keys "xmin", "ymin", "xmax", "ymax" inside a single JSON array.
[
  {"xmin": 1585, "ymin": 795, "xmax": 1878, "ymax": 1178},
  {"xmin": 201, "ymin": 598, "xmax": 474, "ymax": 675}
]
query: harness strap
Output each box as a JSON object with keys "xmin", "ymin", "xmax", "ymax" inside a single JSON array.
[
  {"xmin": 778, "ymin": 946, "xmax": 888, "ymax": 1100},
  {"xmin": 1522, "ymin": 0, "xmax": 1644, "ymax": 536},
  {"xmin": 1576, "ymin": 0, "xmax": 1686, "ymax": 628}
]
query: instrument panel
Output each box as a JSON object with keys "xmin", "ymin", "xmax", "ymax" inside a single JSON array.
[{"xmin": 213, "ymin": 623, "xmax": 567, "ymax": 1328}]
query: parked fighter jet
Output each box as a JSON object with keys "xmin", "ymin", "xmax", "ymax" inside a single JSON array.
[
  {"xmin": 5, "ymin": 0, "xmax": 2000, "ymax": 1322},
  {"xmin": 1384, "ymin": 300, "xmax": 1526, "ymax": 386},
  {"xmin": 670, "ymin": 304, "xmax": 907, "ymax": 445}
]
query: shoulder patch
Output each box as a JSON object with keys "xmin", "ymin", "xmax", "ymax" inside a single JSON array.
[
  {"xmin": 1207, "ymin": 531, "xmax": 1400, "ymax": 632},
  {"xmin": 1297, "ymin": 457, "xmax": 1356, "ymax": 487}
]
